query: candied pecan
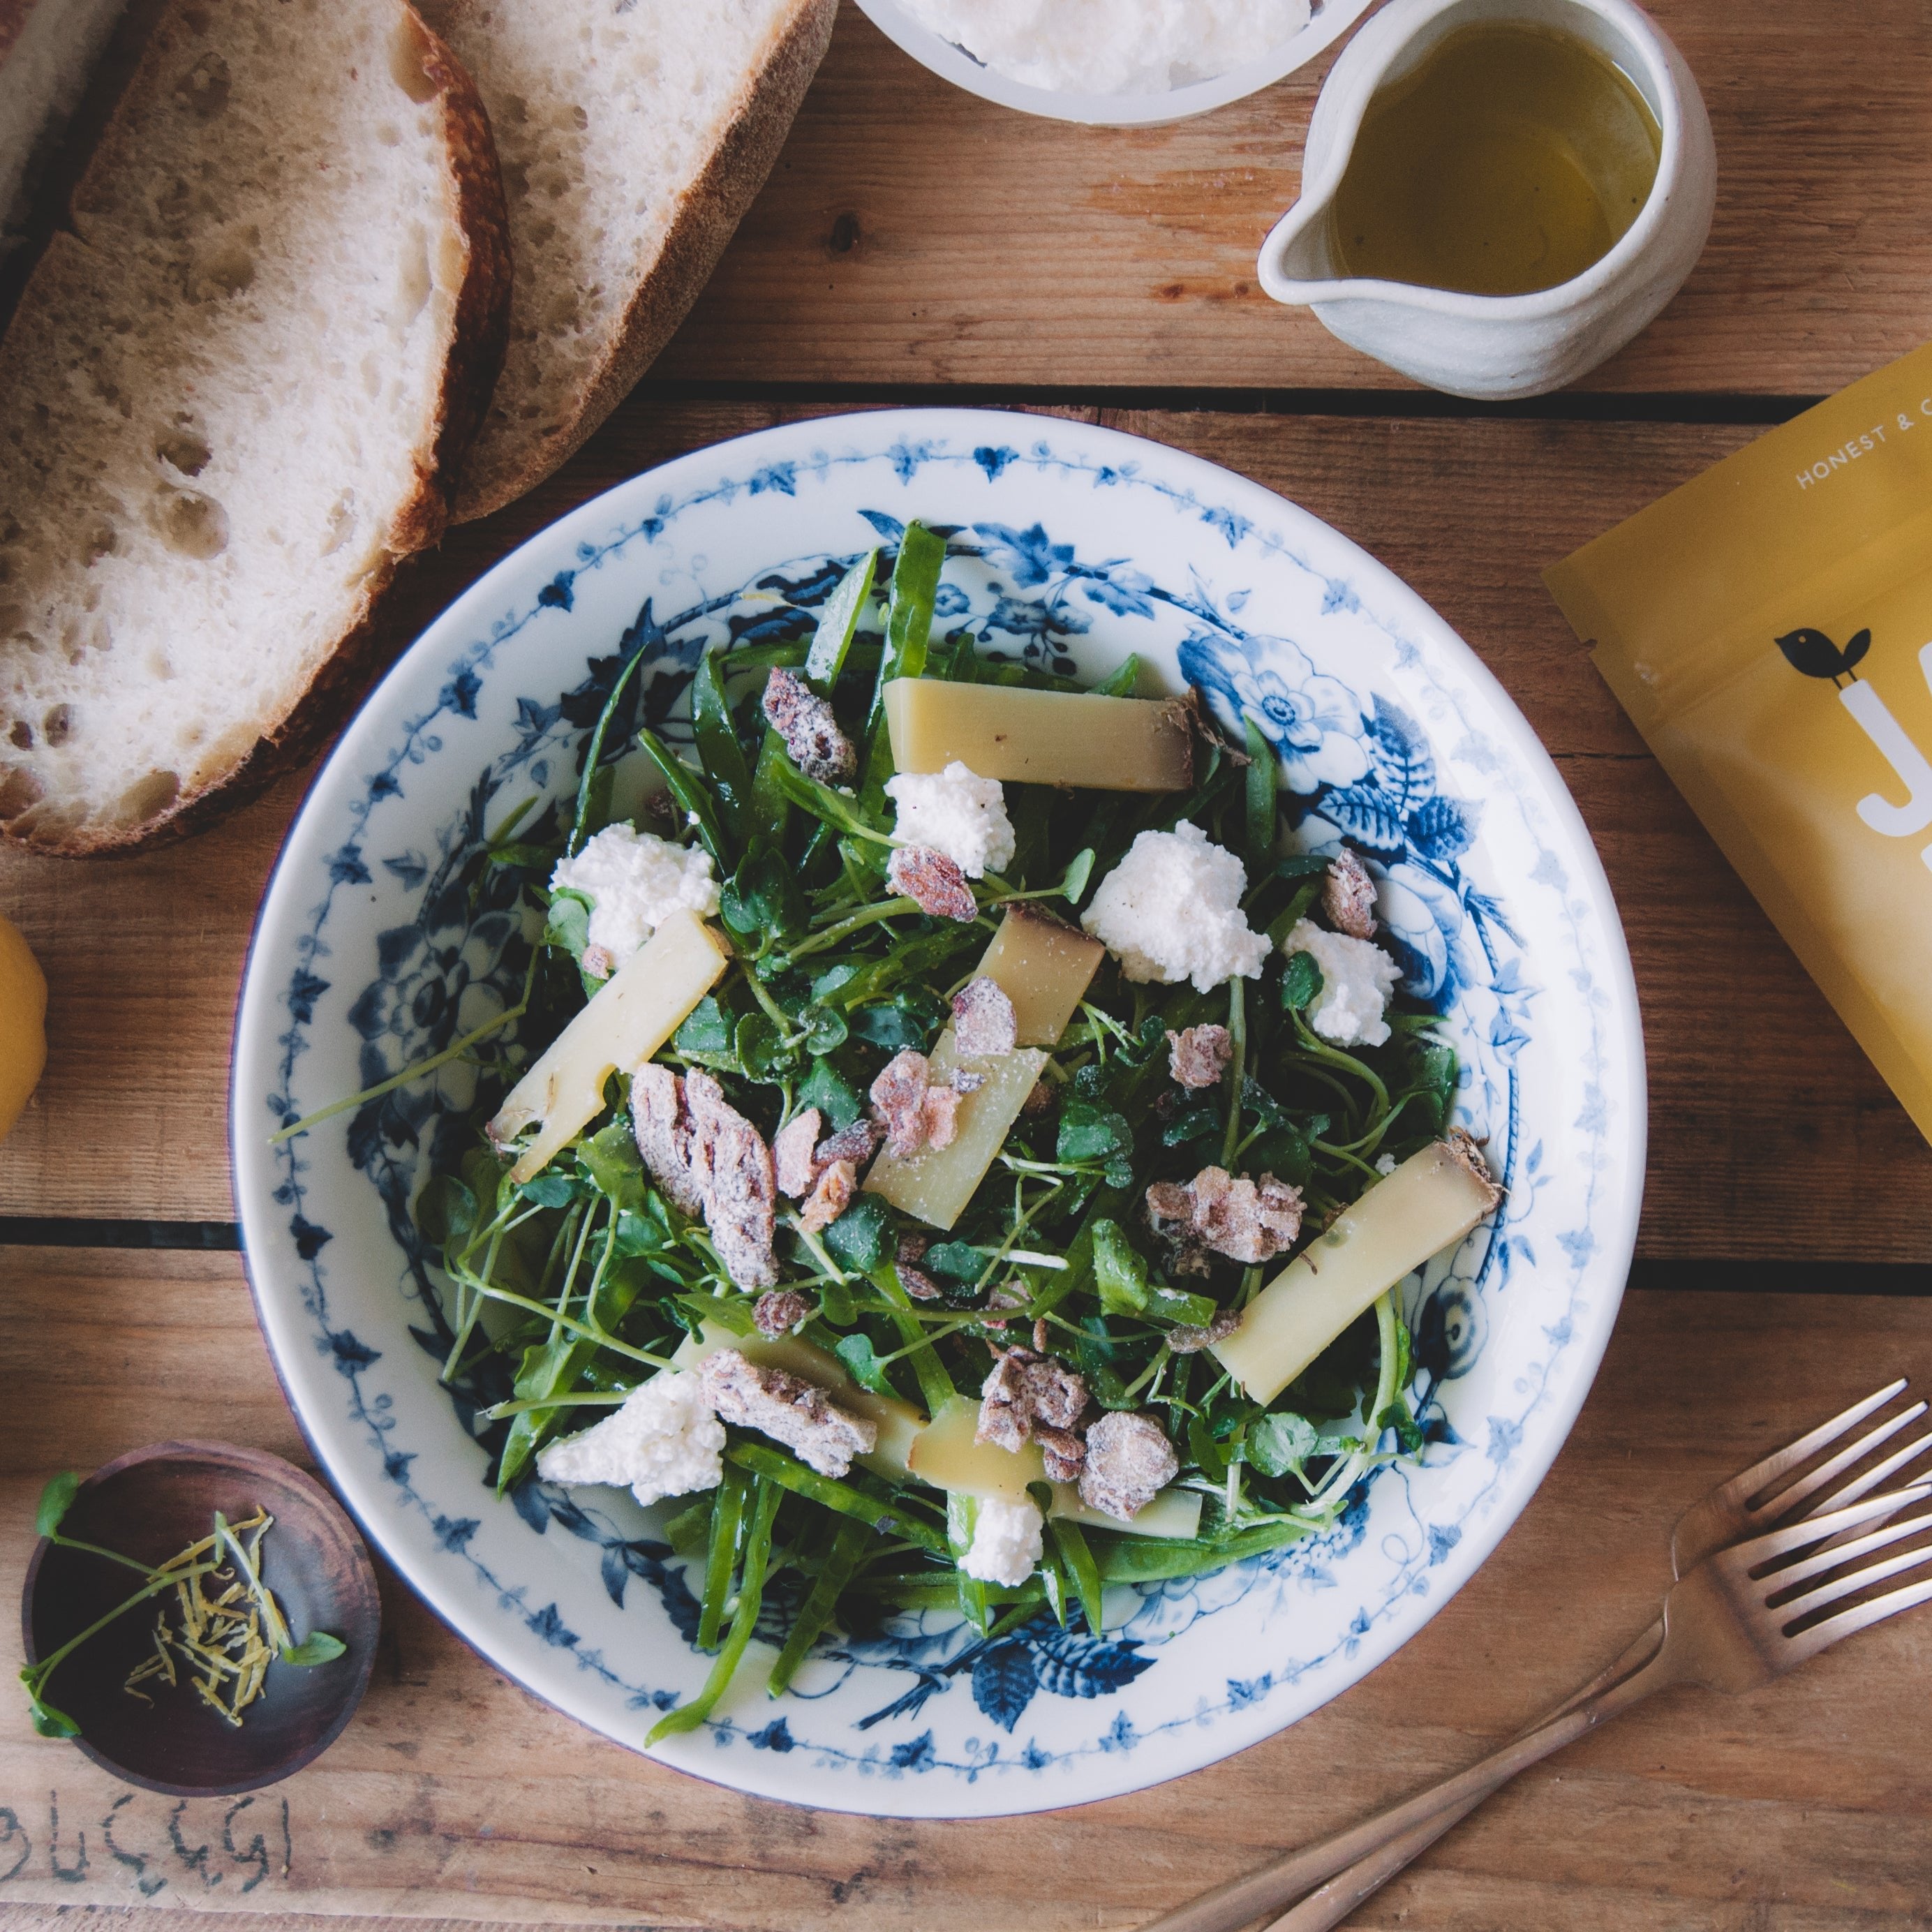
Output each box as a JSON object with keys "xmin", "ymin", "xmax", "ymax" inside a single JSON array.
[
  {"xmin": 922, "ymin": 1084, "xmax": 962, "ymax": 1151},
  {"xmin": 632, "ymin": 1064, "xmax": 704, "ymax": 1216},
  {"xmin": 798, "ymin": 1158, "xmax": 857, "ymax": 1235},
  {"xmin": 582, "ymin": 943, "xmax": 616, "ymax": 982},
  {"xmin": 1078, "ymin": 1411, "xmax": 1179, "ymax": 1522},
  {"xmin": 951, "ymin": 1068, "xmax": 986, "ymax": 1094},
  {"xmin": 886, "ymin": 845, "xmax": 977, "ymax": 922},
  {"xmin": 870, "ymin": 1050, "xmax": 933, "ymax": 1159},
  {"xmin": 1021, "ymin": 1078, "xmax": 1054, "ymax": 1117},
  {"xmin": 754, "ymin": 1289, "xmax": 812, "ymax": 1337},
  {"xmin": 1323, "ymin": 847, "xmax": 1379, "ymax": 940},
  {"xmin": 1034, "ymin": 1424, "xmax": 1086, "ymax": 1483},
  {"xmin": 1032, "ymin": 1316, "xmax": 1050, "ymax": 1353},
  {"xmin": 977, "ymin": 1346, "xmax": 1089, "ymax": 1458},
  {"xmin": 988, "ymin": 1281, "xmax": 1030, "ymax": 1312},
  {"xmin": 773, "ymin": 1107, "xmax": 823, "ymax": 1200},
  {"xmin": 1166, "ymin": 1306, "xmax": 1242, "ymax": 1354},
  {"xmin": 685, "ymin": 1071, "xmax": 779, "ymax": 1289},
  {"xmin": 698, "ymin": 1350, "xmax": 875, "ymax": 1477},
  {"xmin": 1146, "ymin": 1166, "xmax": 1302, "ymax": 1268},
  {"xmin": 896, "ymin": 1234, "xmax": 942, "ymax": 1301},
  {"xmin": 761, "ymin": 667, "xmax": 854, "ymax": 785},
  {"xmin": 1166, "ymin": 1023, "xmax": 1233, "ymax": 1090},
  {"xmin": 952, "ymin": 975, "xmax": 1018, "ymax": 1058},
  {"xmin": 816, "ymin": 1117, "xmax": 884, "ymax": 1168}
]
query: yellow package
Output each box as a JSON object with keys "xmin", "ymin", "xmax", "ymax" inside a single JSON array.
[{"xmin": 1546, "ymin": 342, "xmax": 1932, "ymax": 1144}]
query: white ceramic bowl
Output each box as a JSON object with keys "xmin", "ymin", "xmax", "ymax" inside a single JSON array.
[
  {"xmin": 854, "ymin": 0, "xmax": 1374, "ymax": 126},
  {"xmin": 232, "ymin": 408, "xmax": 1644, "ymax": 1818}
]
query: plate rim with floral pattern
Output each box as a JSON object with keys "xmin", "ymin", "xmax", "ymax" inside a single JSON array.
[{"xmin": 230, "ymin": 408, "xmax": 1646, "ymax": 1819}]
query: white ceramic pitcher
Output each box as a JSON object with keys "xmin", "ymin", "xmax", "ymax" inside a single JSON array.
[{"xmin": 1258, "ymin": 0, "xmax": 1716, "ymax": 399}]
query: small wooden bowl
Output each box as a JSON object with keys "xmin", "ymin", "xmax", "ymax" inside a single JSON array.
[{"xmin": 22, "ymin": 1441, "xmax": 380, "ymax": 1796}]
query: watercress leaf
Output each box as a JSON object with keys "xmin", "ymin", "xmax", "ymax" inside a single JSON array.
[
  {"xmin": 1281, "ymin": 950, "xmax": 1324, "ymax": 1013},
  {"xmin": 1147, "ymin": 1286, "xmax": 1219, "ymax": 1327},
  {"xmin": 544, "ymin": 888, "xmax": 593, "ymax": 962},
  {"xmin": 674, "ymin": 995, "xmax": 734, "ymax": 1057},
  {"xmin": 923, "ymin": 1242, "xmax": 985, "ymax": 1281},
  {"xmin": 1241, "ymin": 1077, "xmax": 1293, "ymax": 1131},
  {"xmin": 34, "ymin": 1471, "xmax": 78, "ymax": 1539},
  {"xmin": 1093, "ymin": 653, "xmax": 1143, "ymax": 697},
  {"xmin": 1247, "ymin": 1410, "xmax": 1320, "ymax": 1479},
  {"xmin": 1058, "ymin": 847, "xmax": 1095, "ymax": 904},
  {"xmin": 1090, "ymin": 1220, "xmax": 1149, "ymax": 1316},
  {"xmin": 810, "ymin": 961, "xmax": 863, "ymax": 1002},
  {"xmin": 612, "ymin": 1209, "xmax": 671, "ymax": 1256},
  {"xmin": 281, "ymin": 1632, "xmax": 348, "ymax": 1667},
  {"xmin": 797, "ymin": 1057, "xmax": 863, "ymax": 1133},
  {"xmin": 1057, "ymin": 1099, "xmax": 1133, "ymax": 1165},
  {"xmin": 518, "ymin": 1171, "xmax": 578, "ymax": 1210},
  {"xmin": 818, "ymin": 1279, "xmax": 855, "ymax": 1327},
  {"xmin": 690, "ymin": 649, "xmax": 753, "ymax": 837},
  {"xmin": 833, "ymin": 1332, "xmax": 899, "ymax": 1398},
  {"xmin": 580, "ymin": 1116, "xmax": 646, "ymax": 1195},
  {"xmin": 28, "ymin": 1696, "xmax": 79, "ymax": 1739},
  {"xmin": 721, "ymin": 838, "xmax": 809, "ymax": 940},
  {"xmin": 1377, "ymin": 1399, "xmax": 1426, "ymax": 1456},
  {"xmin": 1161, "ymin": 1105, "xmax": 1221, "ymax": 1147},
  {"xmin": 822, "ymin": 1195, "xmax": 891, "ymax": 1272},
  {"xmin": 664, "ymin": 1494, "xmax": 715, "ymax": 1556},
  {"xmin": 850, "ymin": 989, "xmax": 946, "ymax": 1053},
  {"xmin": 677, "ymin": 1292, "xmax": 755, "ymax": 1337},
  {"xmin": 734, "ymin": 1012, "xmax": 798, "ymax": 1082},
  {"xmin": 415, "ymin": 1173, "xmax": 478, "ymax": 1247},
  {"xmin": 1243, "ymin": 1123, "xmax": 1312, "ymax": 1188},
  {"xmin": 802, "ymin": 1006, "xmax": 849, "ymax": 1054},
  {"xmin": 1103, "ymin": 1154, "xmax": 1134, "ymax": 1189}
]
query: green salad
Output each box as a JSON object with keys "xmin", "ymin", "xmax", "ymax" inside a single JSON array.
[{"xmin": 402, "ymin": 521, "xmax": 1499, "ymax": 1741}]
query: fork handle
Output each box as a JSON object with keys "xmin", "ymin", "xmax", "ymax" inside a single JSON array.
[
  {"xmin": 1138, "ymin": 1642, "xmax": 1677, "ymax": 1932},
  {"xmin": 1259, "ymin": 1617, "xmax": 1668, "ymax": 1932}
]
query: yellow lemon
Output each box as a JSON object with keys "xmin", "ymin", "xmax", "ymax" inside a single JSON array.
[{"xmin": 0, "ymin": 913, "xmax": 46, "ymax": 1142}]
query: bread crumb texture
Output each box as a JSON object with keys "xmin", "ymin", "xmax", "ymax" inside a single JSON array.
[
  {"xmin": 427, "ymin": 0, "xmax": 832, "ymax": 519},
  {"xmin": 0, "ymin": 0, "xmax": 482, "ymax": 849}
]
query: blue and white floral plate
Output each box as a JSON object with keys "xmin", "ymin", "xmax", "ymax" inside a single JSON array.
[{"xmin": 231, "ymin": 409, "xmax": 1644, "ymax": 1818}]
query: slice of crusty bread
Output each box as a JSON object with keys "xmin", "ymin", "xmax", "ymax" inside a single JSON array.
[
  {"xmin": 0, "ymin": 0, "xmax": 511, "ymax": 854},
  {"xmin": 0, "ymin": 0, "xmax": 133, "ymax": 274},
  {"xmin": 418, "ymin": 0, "xmax": 834, "ymax": 523}
]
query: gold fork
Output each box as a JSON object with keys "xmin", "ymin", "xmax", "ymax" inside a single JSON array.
[{"xmin": 1143, "ymin": 1380, "xmax": 1932, "ymax": 1932}]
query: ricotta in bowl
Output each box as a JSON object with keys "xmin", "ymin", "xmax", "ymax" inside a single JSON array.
[{"xmin": 895, "ymin": 0, "xmax": 1313, "ymax": 96}]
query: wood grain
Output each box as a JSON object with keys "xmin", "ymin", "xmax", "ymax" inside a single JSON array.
[
  {"xmin": 647, "ymin": 2, "xmax": 1932, "ymax": 396},
  {"xmin": 0, "ymin": 1247, "xmax": 1926, "ymax": 1928},
  {"xmin": 2, "ymin": 400, "xmax": 1925, "ymax": 1251}
]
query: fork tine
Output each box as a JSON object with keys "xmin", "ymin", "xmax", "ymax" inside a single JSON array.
[
  {"xmin": 1732, "ymin": 1483, "xmax": 1932, "ymax": 1566},
  {"xmin": 1721, "ymin": 1379, "xmax": 1908, "ymax": 1510},
  {"xmin": 1779, "ymin": 1573, "xmax": 1932, "ymax": 1667},
  {"xmin": 1751, "ymin": 1402, "xmax": 1929, "ymax": 1524},
  {"xmin": 1809, "ymin": 1426, "xmax": 1932, "ymax": 1519},
  {"xmin": 1764, "ymin": 1506, "xmax": 1932, "ymax": 1598},
  {"xmin": 1776, "ymin": 1538, "xmax": 1932, "ymax": 1626}
]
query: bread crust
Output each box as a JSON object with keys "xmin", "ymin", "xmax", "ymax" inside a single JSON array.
[
  {"xmin": 449, "ymin": 0, "xmax": 835, "ymax": 522},
  {"xmin": 0, "ymin": 0, "xmax": 512, "ymax": 857}
]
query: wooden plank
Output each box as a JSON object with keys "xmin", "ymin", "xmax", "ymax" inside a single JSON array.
[
  {"xmin": 650, "ymin": 3, "xmax": 1932, "ymax": 395},
  {"xmin": 0, "ymin": 1247, "xmax": 1926, "ymax": 1927},
  {"xmin": 2, "ymin": 403, "xmax": 1929, "ymax": 1253}
]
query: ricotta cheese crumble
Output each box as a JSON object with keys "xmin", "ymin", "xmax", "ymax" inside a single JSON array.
[
  {"xmin": 1082, "ymin": 821, "xmax": 1270, "ymax": 992},
  {"xmin": 549, "ymin": 823, "xmax": 720, "ymax": 972},
  {"xmin": 1284, "ymin": 918, "xmax": 1403, "ymax": 1048},
  {"xmin": 960, "ymin": 1492, "xmax": 1045, "ymax": 1588},
  {"xmin": 536, "ymin": 1369, "xmax": 725, "ymax": 1508},
  {"xmin": 886, "ymin": 761, "xmax": 1016, "ymax": 877}
]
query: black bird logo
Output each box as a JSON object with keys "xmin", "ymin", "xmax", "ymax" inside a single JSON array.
[{"xmin": 1775, "ymin": 626, "xmax": 1871, "ymax": 687}]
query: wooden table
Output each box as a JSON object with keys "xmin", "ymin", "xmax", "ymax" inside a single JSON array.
[{"xmin": 1, "ymin": 4, "xmax": 1929, "ymax": 1926}]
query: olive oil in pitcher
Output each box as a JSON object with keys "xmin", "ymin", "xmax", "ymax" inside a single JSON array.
[{"xmin": 1330, "ymin": 21, "xmax": 1662, "ymax": 297}]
